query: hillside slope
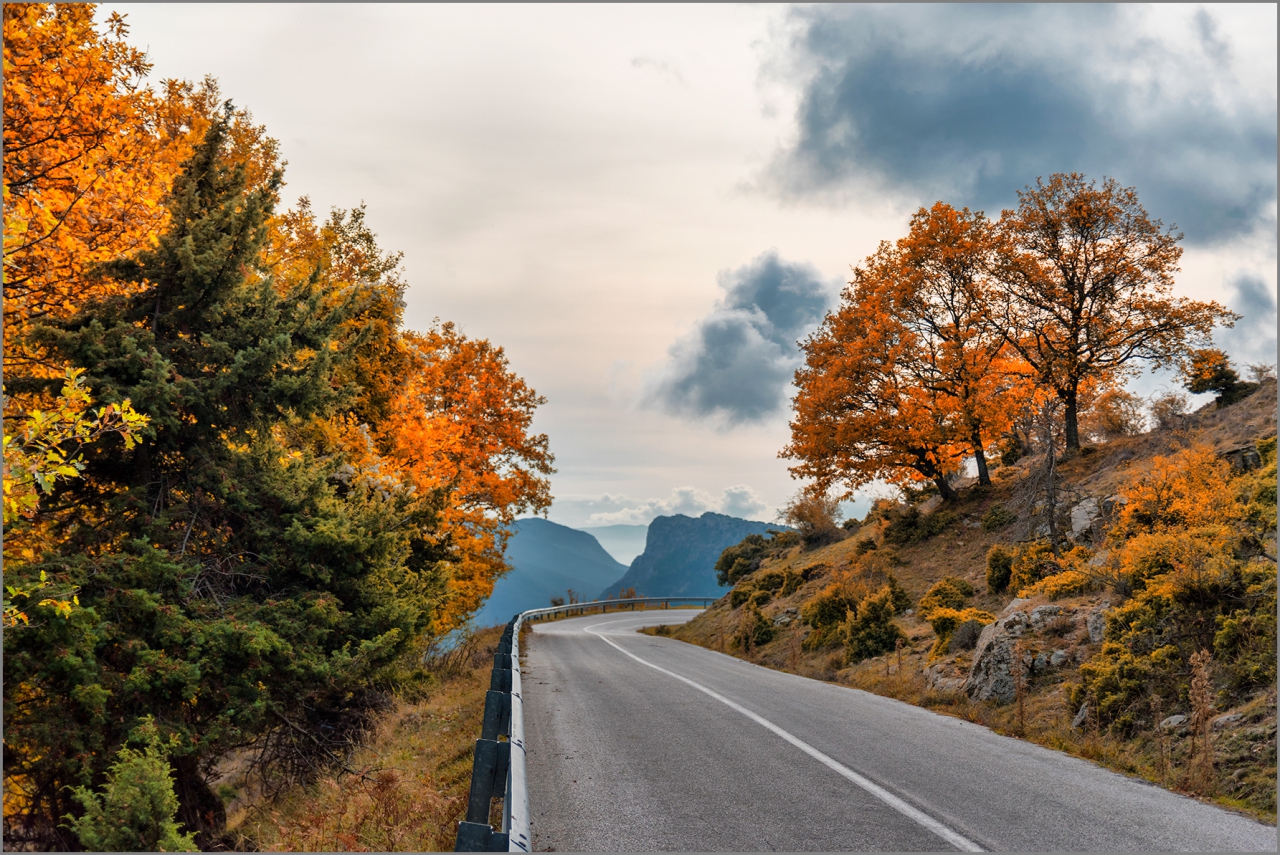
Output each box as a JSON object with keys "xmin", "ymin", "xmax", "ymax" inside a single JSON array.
[
  {"xmin": 598, "ymin": 512, "xmax": 783, "ymax": 599},
  {"xmin": 668, "ymin": 380, "xmax": 1278, "ymax": 821},
  {"xmin": 475, "ymin": 518, "xmax": 627, "ymax": 626}
]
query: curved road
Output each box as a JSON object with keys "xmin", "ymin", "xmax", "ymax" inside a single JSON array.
[{"xmin": 522, "ymin": 610, "xmax": 1275, "ymax": 852}]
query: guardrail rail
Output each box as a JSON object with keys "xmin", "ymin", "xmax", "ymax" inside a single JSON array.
[{"xmin": 453, "ymin": 597, "xmax": 717, "ymax": 852}]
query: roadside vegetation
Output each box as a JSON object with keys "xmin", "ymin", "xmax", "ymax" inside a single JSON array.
[
  {"xmin": 3, "ymin": 6, "xmax": 551, "ymax": 849},
  {"xmin": 675, "ymin": 378, "xmax": 1277, "ymax": 821}
]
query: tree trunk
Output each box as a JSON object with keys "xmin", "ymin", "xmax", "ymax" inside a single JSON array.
[
  {"xmin": 970, "ymin": 430, "xmax": 991, "ymax": 486},
  {"xmin": 1063, "ymin": 386, "xmax": 1081, "ymax": 452},
  {"xmin": 173, "ymin": 754, "xmax": 226, "ymax": 850},
  {"xmin": 933, "ymin": 475, "xmax": 959, "ymax": 503}
]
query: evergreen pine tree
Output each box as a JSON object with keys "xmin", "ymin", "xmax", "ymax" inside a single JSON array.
[{"xmin": 7, "ymin": 113, "xmax": 446, "ymax": 847}]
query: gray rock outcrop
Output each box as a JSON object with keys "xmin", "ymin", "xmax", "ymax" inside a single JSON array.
[{"xmin": 963, "ymin": 611, "xmax": 1032, "ymax": 704}]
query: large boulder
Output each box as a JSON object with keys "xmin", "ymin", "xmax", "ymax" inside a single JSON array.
[
  {"xmin": 963, "ymin": 611, "xmax": 1032, "ymax": 704},
  {"xmin": 1069, "ymin": 498, "xmax": 1101, "ymax": 540}
]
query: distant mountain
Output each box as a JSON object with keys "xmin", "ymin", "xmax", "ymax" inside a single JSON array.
[
  {"xmin": 577, "ymin": 523, "xmax": 649, "ymax": 565},
  {"xmin": 598, "ymin": 512, "xmax": 785, "ymax": 599},
  {"xmin": 474, "ymin": 518, "xmax": 627, "ymax": 626}
]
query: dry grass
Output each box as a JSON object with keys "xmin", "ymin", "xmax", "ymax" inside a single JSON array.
[{"xmin": 222, "ymin": 625, "xmax": 505, "ymax": 851}]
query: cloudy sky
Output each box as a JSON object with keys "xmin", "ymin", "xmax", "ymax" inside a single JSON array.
[{"xmin": 100, "ymin": 4, "xmax": 1277, "ymax": 528}]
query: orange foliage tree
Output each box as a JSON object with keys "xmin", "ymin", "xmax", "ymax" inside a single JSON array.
[
  {"xmin": 383, "ymin": 325, "xmax": 554, "ymax": 630},
  {"xmin": 994, "ymin": 173, "xmax": 1236, "ymax": 451},
  {"xmin": 784, "ymin": 203, "xmax": 1031, "ymax": 502},
  {"xmin": 784, "ymin": 260, "xmax": 967, "ymax": 502},
  {"xmin": 3, "ymin": 5, "xmax": 181, "ymax": 373},
  {"xmin": 891, "ymin": 202, "xmax": 1030, "ymax": 485}
]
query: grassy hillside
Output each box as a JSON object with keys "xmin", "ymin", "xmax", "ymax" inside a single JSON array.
[{"xmin": 665, "ymin": 380, "xmax": 1278, "ymax": 822}]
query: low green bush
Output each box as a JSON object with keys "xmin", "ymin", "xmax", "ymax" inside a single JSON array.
[
  {"xmin": 986, "ymin": 544, "xmax": 1014, "ymax": 593},
  {"xmin": 981, "ymin": 503, "xmax": 1016, "ymax": 531},
  {"xmin": 918, "ymin": 576, "xmax": 974, "ymax": 616},
  {"xmin": 883, "ymin": 507, "xmax": 957, "ymax": 546},
  {"xmin": 65, "ymin": 717, "xmax": 198, "ymax": 852},
  {"xmin": 843, "ymin": 586, "xmax": 906, "ymax": 664}
]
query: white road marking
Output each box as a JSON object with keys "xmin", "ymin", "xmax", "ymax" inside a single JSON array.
[{"xmin": 583, "ymin": 618, "xmax": 984, "ymax": 853}]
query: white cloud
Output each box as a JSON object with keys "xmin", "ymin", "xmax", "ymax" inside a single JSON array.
[{"xmin": 551, "ymin": 484, "xmax": 771, "ymax": 527}]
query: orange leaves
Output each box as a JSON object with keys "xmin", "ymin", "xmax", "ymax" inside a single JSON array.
[
  {"xmin": 3, "ymin": 5, "xmax": 183, "ymax": 367},
  {"xmin": 380, "ymin": 324, "xmax": 554, "ymax": 630},
  {"xmin": 785, "ymin": 203, "xmax": 1026, "ymax": 500}
]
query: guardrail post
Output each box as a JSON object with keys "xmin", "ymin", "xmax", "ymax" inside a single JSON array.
[
  {"xmin": 480, "ymin": 689, "xmax": 511, "ymax": 741},
  {"xmin": 465, "ymin": 738, "xmax": 500, "ymax": 823},
  {"xmin": 490, "ymin": 667, "xmax": 511, "ymax": 693}
]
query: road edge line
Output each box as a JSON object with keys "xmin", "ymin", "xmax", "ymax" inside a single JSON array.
[{"xmin": 583, "ymin": 621, "xmax": 984, "ymax": 853}]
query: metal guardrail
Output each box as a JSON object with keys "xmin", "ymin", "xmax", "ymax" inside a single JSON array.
[{"xmin": 453, "ymin": 597, "xmax": 717, "ymax": 852}]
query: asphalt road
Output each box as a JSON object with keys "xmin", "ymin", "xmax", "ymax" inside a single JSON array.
[{"xmin": 522, "ymin": 610, "xmax": 1276, "ymax": 852}]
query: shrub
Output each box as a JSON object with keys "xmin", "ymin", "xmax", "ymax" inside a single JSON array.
[
  {"xmin": 1149, "ymin": 389, "xmax": 1188, "ymax": 430},
  {"xmin": 781, "ymin": 571, "xmax": 803, "ymax": 596},
  {"xmin": 986, "ymin": 544, "xmax": 1014, "ymax": 593},
  {"xmin": 729, "ymin": 584, "xmax": 754, "ymax": 609},
  {"xmin": 925, "ymin": 606, "xmax": 995, "ymax": 659},
  {"xmin": 756, "ymin": 570, "xmax": 787, "ymax": 592},
  {"xmin": 1008, "ymin": 540, "xmax": 1059, "ymax": 593},
  {"xmin": 800, "ymin": 584, "xmax": 855, "ymax": 650},
  {"xmin": 733, "ymin": 604, "xmax": 775, "ymax": 651},
  {"xmin": 1071, "ymin": 558, "xmax": 1276, "ymax": 733},
  {"xmin": 65, "ymin": 718, "xmax": 198, "ymax": 852},
  {"xmin": 981, "ymin": 504, "xmax": 1017, "ymax": 532},
  {"xmin": 918, "ymin": 576, "xmax": 974, "ymax": 617},
  {"xmin": 780, "ymin": 491, "xmax": 845, "ymax": 549},
  {"xmin": 843, "ymin": 586, "xmax": 906, "ymax": 664},
  {"xmin": 1017, "ymin": 569, "xmax": 1094, "ymax": 600},
  {"xmin": 882, "ymin": 506, "xmax": 957, "ymax": 545},
  {"xmin": 714, "ymin": 530, "xmax": 802, "ymax": 586},
  {"xmin": 854, "ymin": 538, "xmax": 877, "ymax": 555},
  {"xmin": 1083, "ymin": 388, "xmax": 1147, "ymax": 440},
  {"xmin": 750, "ymin": 589, "xmax": 773, "ymax": 608},
  {"xmin": 884, "ymin": 573, "xmax": 912, "ymax": 614}
]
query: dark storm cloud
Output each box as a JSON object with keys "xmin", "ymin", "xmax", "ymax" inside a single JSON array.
[
  {"xmin": 646, "ymin": 251, "xmax": 831, "ymax": 424},
  {"xmin": 766, "ymin": 5, "xmax": 1276, "ymax": 244},
  {"xmin": 1217, "ymin": 273, "xmax": 1278, "ymax": 366}
]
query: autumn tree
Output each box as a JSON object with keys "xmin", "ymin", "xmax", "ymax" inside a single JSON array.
[
  {"xmin": 783, "ymin": 265, "xmax": 966, "ymax": 503},
  {"xmin": 995, "ymin": 173, "xmax": 1236, "ymax": 451},
  {"xmin": 892, "ymin": 202, "xmax": 1029, "ymax": 485},
  {"xmin": 382, "ymin": 324, "xmax": 555, "ymax": 631},
  {"xmin": 3, "ymin": 5, "xmax": 182, "ymax": 375}
]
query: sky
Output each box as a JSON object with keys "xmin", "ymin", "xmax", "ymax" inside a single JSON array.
[{"xmin": 98, "ymin": 3, "xmax": 1278, "ymax": 529}]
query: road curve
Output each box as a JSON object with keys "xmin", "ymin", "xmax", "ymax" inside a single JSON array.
[{"xmin": 522, "ymin": 610, "xmax": 1276, "ymax": 852}]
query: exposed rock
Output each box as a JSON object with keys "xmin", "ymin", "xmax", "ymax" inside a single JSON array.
[
  {"xmin": 1213, "ymin": 713, "xmax": 1244, "ymax": 730},
  {"xmin": 1030, "ymin": 605, "xmax": 1063, "ymax": 629},
  {"xmin": 1050, "ymin": 649, "xmax": 1069, "ymax": 668},
  {"xmin": 1160, "ymin": 714, "xmax": 1188, "ymax": 729},
  {"xmin": 1086, "ymin": 601, "xmax": 1111, "ymax": 643},
  {"xmin": 919, "ymin": 496, "xmax": 943, "ymax": 515},
  {"xmin": 947, "ymin": 619, "xmax": 985, "ymax": 653},
  {"xmin": 924, "ymin": 661, "xmax": 967, "ymax": 694},
  {"xmin": 1070, "ymin": 498, "xmax": 1101, "ymax": 540},
  {"xmin": 1088, "ymin": 549, "xmax": 1110, "ymax": 568},
  {"xmin": 1222, "ymin": 445, "xmax": 1263, "ymax": 472},
  {"xmin": 1101, "ymin": 494, "xmax": 1127, "ymax": 517},
  {"xmin": 1000, "ymin": 598, "xmax": 1032, "ymax": 618},
  {"xmin": 963, "ymin": 611, "xmax": 1032, "ymax": 704},
  {"xmin": 1072, "ymin": 703, "xmax": 1091, "ymax": 730}
]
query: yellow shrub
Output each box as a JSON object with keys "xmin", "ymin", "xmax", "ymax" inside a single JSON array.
[{"xmin": 1017, "ymin": 569, "xmax": 1094, "ymax": 600}]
